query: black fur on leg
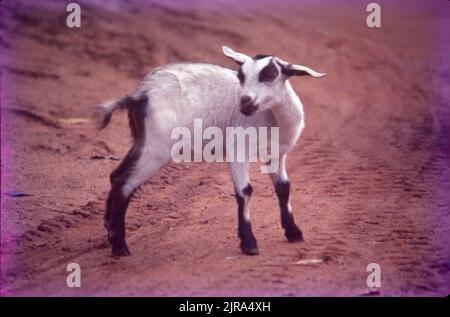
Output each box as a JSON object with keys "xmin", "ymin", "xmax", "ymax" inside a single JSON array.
[
  {"xmin": 235, "ymin": 184, "xmax": 259, "ymax": 255},
  {"xmin": 105, "ymin": 182, "xmax": 132, "ymax": 256},
  {"xmin": 109, "ymin": 147, "xmax": 141, "ymax": 185},
  {"xmin": 105, "ymin": 147, "xmax": 142, "ymax": 257},
  {"xmin": 105, "ymin": 145, "xmax": 141, "ymax": 230},
  {"xmin": 274, "ymin": 181, "xmax": 304, "ymax": 242}
]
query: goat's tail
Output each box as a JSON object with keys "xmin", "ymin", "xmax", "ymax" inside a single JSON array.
[{"xmin": 95, "ymin": 96, "xmax": 130, "ymax": 130}]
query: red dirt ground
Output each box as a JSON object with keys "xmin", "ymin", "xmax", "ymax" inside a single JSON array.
[{"xmin": 1, "ymin": 0, "xmax": 449, "ymax": 296}]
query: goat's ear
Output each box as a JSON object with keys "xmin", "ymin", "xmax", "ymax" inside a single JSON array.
[
  {"xmin": 222, "ymin": 46, "xmax": 250, "ymax": 66},
  {"xmin": 275, "ymin": 57, "xmax": 327, "ymax": 78}
]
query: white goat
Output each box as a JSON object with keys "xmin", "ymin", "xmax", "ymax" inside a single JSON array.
[{"xmin": 97, "ymin": 46, "xmax": 326, "ymax": 256}]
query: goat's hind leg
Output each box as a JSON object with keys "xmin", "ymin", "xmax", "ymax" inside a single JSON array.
[
  {"xmin": 105, "ymin": 147, "xmax": 139, "ymax": 238},
  {"xmin": 106, "ymin": 148, "xmax": 168, "ymax": 256}
]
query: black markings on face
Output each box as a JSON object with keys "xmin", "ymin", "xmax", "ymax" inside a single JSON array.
[
  {"xmin": 276, "ymin": 61, "xmax": 309, "ymax": 77},
  {"xmin": 253, "ymin": 54, "xmax": 272, "ymax": 60},
  {"xmin": 281, "ymin": 67, "xmax": 308, "ymax": 77},
  {"xmin": 237, "ymin": 67, "xmax": 245, "ymax": 84},
  {"xmin": 258, "ymin": 60, "xmax": 279, "ymax": 83}
]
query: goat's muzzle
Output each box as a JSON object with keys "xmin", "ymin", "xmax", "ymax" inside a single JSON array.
[{"xmin": 240, "ymin": 96, "xmax": 258, "ymax": 116}]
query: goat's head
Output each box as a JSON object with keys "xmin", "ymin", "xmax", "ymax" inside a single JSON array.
[{"xmin": 222, "ymin": 46, "xmax": 326, "ymax": 116}]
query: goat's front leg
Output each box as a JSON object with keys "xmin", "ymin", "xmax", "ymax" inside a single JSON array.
[
  {"xmin": 230, "ymin": 162, "xmax": 259, "ymax": 255},
  {"xmin": 269, "ymin": 155, "xmax": 304, "ymax": 242}
]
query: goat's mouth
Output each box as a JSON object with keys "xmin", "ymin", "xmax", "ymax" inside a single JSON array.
[{"xmin": 240, "ymin": 105, "xmax": 259, "ymax": 116}]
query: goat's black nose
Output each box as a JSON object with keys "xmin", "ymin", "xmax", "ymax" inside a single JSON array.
[{"xmin": 240, "ymin": 96, "xmax": 252, "ymax": 106}]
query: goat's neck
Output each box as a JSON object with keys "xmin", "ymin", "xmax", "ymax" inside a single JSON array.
[{"xmin": 270, "ymin": 81, "xmax": 304, "ymax": 147}]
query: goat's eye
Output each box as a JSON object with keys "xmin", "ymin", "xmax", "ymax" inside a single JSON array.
[
  {"xmin": 237, "ymin": 68, "xmax": 245, "ymax": 84},
  {"xmin": 259, "ymin": 61, "xmax": 278, "ymax": 82}
]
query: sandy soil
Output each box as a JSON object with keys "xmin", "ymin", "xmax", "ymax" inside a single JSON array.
[{"xmin": 0, "ymin": 0, "xmax": 449, "ymax": 296}]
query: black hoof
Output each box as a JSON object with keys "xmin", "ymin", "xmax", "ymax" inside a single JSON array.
[
  {"xmin": 285, "ymin": 226, "xmax": 304, "ymax": 243},
  {"xmin": 241, "ymin": 246, "xmax": 260, "ymax": 255},
  {"xmin": 240, "ymin": 237, "xmax": 259, "ymax": 255},
  {"xmin": 112, "ymin": 244, "xmax": 131, "ymax": 256}
]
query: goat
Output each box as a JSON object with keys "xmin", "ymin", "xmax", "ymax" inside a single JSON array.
[{"xmin": 97, "ymin": 46, "xmax": 326, "ymax": 256}]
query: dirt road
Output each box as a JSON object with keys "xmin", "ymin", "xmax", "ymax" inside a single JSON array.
[{"xmin": 1, "ymin": 0, "xmax": 449, "ymax": 296}]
